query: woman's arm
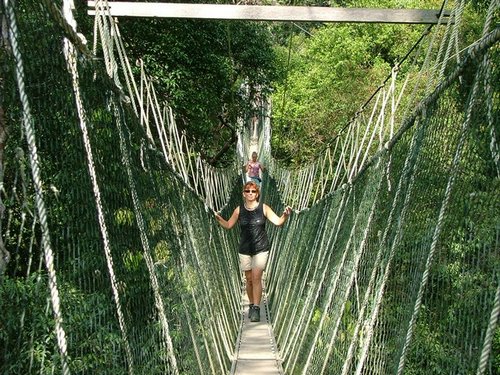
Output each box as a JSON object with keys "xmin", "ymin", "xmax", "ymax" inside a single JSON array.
[
  {"xmin": 263, "ymin": 204, "xmax": 291, "ymax": 226},
  {"xmin": 215, "ymin": 206, "xmax": 240, "ymax": 229}
]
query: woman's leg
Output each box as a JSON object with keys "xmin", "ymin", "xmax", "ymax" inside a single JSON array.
[
  {"xmin": 251, "ymin": 251, "xmax": 269, "ymax": 306},
  {"xmin": 251, "ymin": 268, "xmax": 264, "ymax": 305},
  {"xmin": 239, "ymin": 254, "xmax": 253, "ymax": 305},
  {"xmin": 244, "ymin": 270, "xmax": 253, "ymax": 305}
]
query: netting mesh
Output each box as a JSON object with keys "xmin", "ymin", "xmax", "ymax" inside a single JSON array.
[
  {"xmin": 1, "ymin": 0, "xmax": 499, "ymax": 374},
  {"xmin": 263, "ymin": 11, "xmax": 500, "ymax": 375},
  {"xmin": 1, "ymin": 1, "xmax": 243, "ymax": 374}
]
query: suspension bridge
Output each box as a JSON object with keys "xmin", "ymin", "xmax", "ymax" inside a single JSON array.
[{"xmin": 1, "ymin": 0, "xmax": 499, "ymax": 374}]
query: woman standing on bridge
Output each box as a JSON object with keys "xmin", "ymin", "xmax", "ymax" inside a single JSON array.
[
  {"xmin": 245, "ymin": 151, "xmax": 265, "ymax": 186},
  {"xmin": 214, "ymin": 181, "xmax": 291, "ymax": 322}
]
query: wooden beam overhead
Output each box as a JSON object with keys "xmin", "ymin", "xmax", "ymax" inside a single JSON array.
[{"xmin": 88, "ymin": 2, "xmax": 451, "ymax": 24}]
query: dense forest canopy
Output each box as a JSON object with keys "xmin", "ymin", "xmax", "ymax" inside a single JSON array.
[{"xmin": 77, "ymin": 0, "xmax": 488, "ymax": 166}]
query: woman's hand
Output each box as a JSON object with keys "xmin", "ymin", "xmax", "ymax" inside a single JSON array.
[
  {"xmin": 215, "ymin": 207, "xmax": 240, "ymax": 230},
  {"xmin": 282, "ymin": 206, "xmax": 292, "ymax": 217}
]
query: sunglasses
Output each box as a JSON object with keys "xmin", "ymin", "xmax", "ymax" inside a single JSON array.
[{"xmin": 244, "ymin": 190, "xmax": 257, "ymax": 193}]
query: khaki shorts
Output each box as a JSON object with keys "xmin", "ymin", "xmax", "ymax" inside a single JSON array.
[{"xmin": 239, "ymin": 251, "xmax": 269, "ymax": 271}]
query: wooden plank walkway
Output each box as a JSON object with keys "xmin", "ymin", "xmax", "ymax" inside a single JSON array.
[{"xmin": 231, "ymin": 291, "xmax": 283, "ymax": 375}]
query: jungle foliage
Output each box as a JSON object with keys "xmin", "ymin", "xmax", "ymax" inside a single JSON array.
[{"xmin": 75, "ymin": 1, "xmax": 491, "ymax": 167}]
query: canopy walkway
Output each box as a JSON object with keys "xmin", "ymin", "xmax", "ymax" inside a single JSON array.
[
  {"xmin": 1, "ymin": 0, "xmax": 499, "ymax": 374},
  {"xmin": 232, "ymin": 285, "xmax": 283, "ymax": 374}
]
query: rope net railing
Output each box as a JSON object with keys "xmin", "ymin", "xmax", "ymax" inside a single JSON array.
[
  {"xmin": 261, "ymin": 0, "xmax": 500, "ymax": 373},
  {"xmin": 1, "ymin": 0, "xmax": 245, "ymax": 373},
  {"xmin": 0, "ymin": 1, "xmax": 498, "ymax": 375}
]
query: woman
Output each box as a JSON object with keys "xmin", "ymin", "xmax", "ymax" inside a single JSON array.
[
  {"xmin": 214, "ymin": 181, "xmax": 291, "ymax": 322},
  {"xmin": 245, "ymin": 151, "xmax": 264, "ymax": 185}
]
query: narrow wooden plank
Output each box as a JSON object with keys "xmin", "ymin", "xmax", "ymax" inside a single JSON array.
[
  {"xmin": 232, "ymin": 294, "xmax": 282, "ymax": 374},
  {"xmin": 88, "ymin": 2, "xmax": 451, "ymax": 24}
]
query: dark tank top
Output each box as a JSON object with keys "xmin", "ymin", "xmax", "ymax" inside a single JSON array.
[{"xmin": 238, "ymin": 201, "xmax": 269, "ymax": 255}]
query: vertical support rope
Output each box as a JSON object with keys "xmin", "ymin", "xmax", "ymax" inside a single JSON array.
[
  {"xmin": 113, "ymin": 102, "xmax": 180, "ymax": 374},
  {"xmin": 280, "ymin": 202, "xmax": 333, "ymax": 361},
  {"xmin": 61, "ymin": 1, "xmax": 135, "ymax": 372},
  {"xmin": 476, "ymin": 279, "xmax": 500, "ymax": 375},
  {"xmin": 320, "ymin": 165, "xmax": 385, "ymax": 375},
  {"xmin": 93, "ymin": 0, "xmax": 122, "ymax": 90},
  {"xmin": 473, "ymin": 3, "xmax": 500, "ymax": 374},
  {"xmin": 300, "ymin": 174, "xmax": 378, "ymax": 373},
  {"xmin": 285, "ymin": 191, "xmax": 350, "ymax": 373},
  {"xmin": 181, "ymin": 295, "xmax": 205, "ymax": 374},
  {"xmin": 483, "ymin": 0, "xmax": 500, "ymax": 176},
  {"xmin": 437, "ymin": 0, "xmax": 465, "ymax": 82},
  {"xmin": 3, "ymin": 1, "xmax": 70, "ymax": 373},
  {"xmin": 354, "ymin": 112, "xmax": 426, "ymax": 375},
  {"xmin": 395, "ymin": 39, "xmax": 484, "ymax": 375}
]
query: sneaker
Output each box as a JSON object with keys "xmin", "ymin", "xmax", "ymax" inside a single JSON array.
[
  {"xmin": 248, "ymin": 303, "xmax": 254, "ymax": 318},
  {"xmin": 250, "ymin": 305, "xmax": 260, "ymax": 322}
]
